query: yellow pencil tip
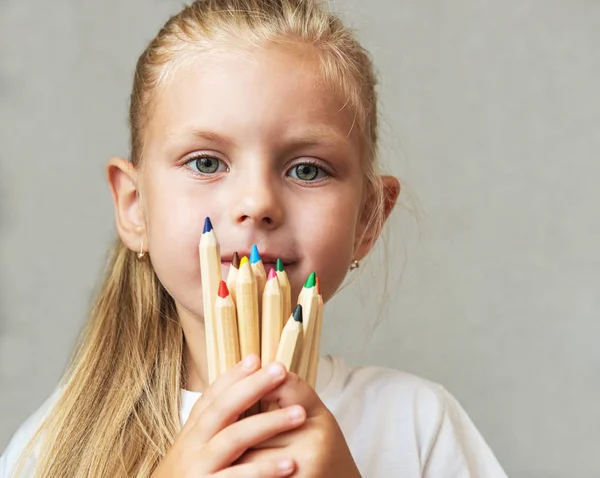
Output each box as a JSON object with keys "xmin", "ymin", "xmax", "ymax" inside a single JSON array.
[{"xmin": 240, "ymin": 256, "xmax": 249, "ymax": 267}]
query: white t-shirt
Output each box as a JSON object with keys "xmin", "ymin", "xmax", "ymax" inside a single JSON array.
[{"xmin": 1, "ymin": 355, "xmax": 508, "ymax": 477}]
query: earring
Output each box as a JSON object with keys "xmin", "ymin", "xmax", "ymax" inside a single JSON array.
[
  {"xmin": 350, "ymin": 259, "xmax": 360, "ymax": 270},
  {"xmin": 137, "ymin": 240, "xmax": 146, "ymax": 260}
]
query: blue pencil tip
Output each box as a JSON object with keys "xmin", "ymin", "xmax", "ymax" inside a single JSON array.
[
  {"xmin": 250, "ymin": 244, "xmax": 261, "ymax": 264},
  {"xmin": 203, "ymin": 217, "xmax": 213, "ymax": 234}
]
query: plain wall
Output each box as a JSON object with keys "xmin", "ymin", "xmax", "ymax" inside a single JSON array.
[{"xmin": 1, "ymin": 1, "xmax": 598, "ymax": 477}]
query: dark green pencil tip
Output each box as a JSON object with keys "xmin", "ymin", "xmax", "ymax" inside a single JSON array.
[
  {"xmin": 293, "ymin": 304, "xmax": 303, "ymax": 323},
  {"xmin": 276, "ymin": 258, "xmax": 284, "ymax": 272},
  {"xmin": 304, "ymin": 272, "xmax": 316, "ymax": 288}
]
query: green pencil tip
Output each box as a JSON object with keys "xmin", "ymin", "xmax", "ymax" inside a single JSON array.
[
  {"xmin": 276, "ymin": 258, "xmax": 284, "ymax": 272},
  {"xmin": 304, "ymin": 272, "xmax": 316, "ymax": 288}
]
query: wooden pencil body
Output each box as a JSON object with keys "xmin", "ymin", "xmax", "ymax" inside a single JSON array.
[
  {"xmin": 252, "ymin": 261, "xmax": 267, "ymax": 298},
  {"xmin": 226, "ymin": 266, "xmax": 238, "ymax": 302},
  {"xmin": 297, "ymin": 288, "xmax": 318, "ymax": 380},
  {"xmin": 307, "ymin": 295, "xmax": 324, "ymax": 388},
  {"xmin": 200, "ymin": 232, "xmax": 222, "ymax": 384},
  {"xmin": 275, "ymin": 315, "xmax": 303, "ymax": 373},
  {"xmin": 236, "ymin": 263, "xmax": 260, "ymax": 359},
  {"xmin": 216, "ymin": 294, "xmax": 240, "ymax": 375},
  {"xmin": 276, "ymin": 270, "xmax": 291, "ymax": 320},
  {"xmin": 261, "ymin": 277, "xmax": 283, "ymax": 365},
  {"xmin": 252, "ymin": 261, "xmax": 267, "ymax": 323}
]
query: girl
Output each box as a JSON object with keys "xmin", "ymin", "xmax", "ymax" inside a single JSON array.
[{"xmin": 0, "ymin": 0, "xmax": 508, "ymax": 476}]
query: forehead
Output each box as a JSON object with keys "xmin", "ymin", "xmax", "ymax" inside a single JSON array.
[{"xmin": 146, "ymin": 43, "xmax": 360, "ymax": 150}]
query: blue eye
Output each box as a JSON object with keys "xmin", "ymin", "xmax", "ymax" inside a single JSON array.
[
  {"xmin": 185, "ymin": 155, "xmax": 228, "ymax": 175},
  {"xmin": 287, "ymin": 163, "xmax": 328, "ymax": 182}
]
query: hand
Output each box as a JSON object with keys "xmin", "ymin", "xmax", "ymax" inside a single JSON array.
[
  {"xmin": 236, "ymin": 371, "xmax": 362, "ymax": 478},
  {"xmin": 151, "ymin": 355, "xmax": 307, "ymax": 478}
]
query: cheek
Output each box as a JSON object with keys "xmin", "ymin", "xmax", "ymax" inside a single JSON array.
[
  {"xmin": 311, "ymin": 224, "xmax": 355, "ymax": 302},
  {"xmin": 142, "ymin": 173, "xmax": 217, "ymax": 317},
  {"xmin": 300, "ymin": 189, "xmax": 361, "ymax": 302}
]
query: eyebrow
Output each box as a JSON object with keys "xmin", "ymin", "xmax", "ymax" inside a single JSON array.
[
  {"xmin": 165, "ymin": 126, "xmax": 354, "ymax": 152},
  {"xmin": 166, "ymin": 128, "xmax": 238, "ymax": 147},
  {"xmin": 283, "ymin": 128, "xmax": 354, "ymax": 151}
]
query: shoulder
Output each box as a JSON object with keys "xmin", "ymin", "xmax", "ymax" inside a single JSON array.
[
  {"xmin": 0, "ymin": 387, "xmax": 63, "ymax": 478},
  {"xmin": 319, "ymin": 356, "xmax": 507, "ymax": 478},
  {"xmin": 319, "ymin": 354, "xmax": 449, "ymax": 423},
  {"xmin": 320, "ymin": 355, "xmax": 452, "ymax": 443}
]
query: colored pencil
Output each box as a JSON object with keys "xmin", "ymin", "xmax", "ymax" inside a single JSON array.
[
  {"xmin": 226, "ymin": 251, "xmax": 240, "ymax": 302},
  {"xmin": 261, "ymin": 268, "xmax": 283, "ymax": 366},
  {"xmin": 199, "ymin": 217, "xmax": 222, "ymax": 384},
  {"xmin": 275, "ymin": 304, "xmax": 303, "ymax": 373},
  {"xmin": 263, "ymin": 304, "xmax": 303, "ymax": 413},
  {"xmin": 307, "ymin": 276, "xmax": 324, "ymax": 389},
  {"xmin": 250, "ymin": 244, "xmax": 267, "ymax": 299},
  {"xmin": 275, "ymin": 258, "xmax": 291, "ymax": 320},
  {"xmin": 215, "ymin": 281, "xmax": 240, "ymax": 375},
  {"xmin": 296, "ymin": 272, "xmax": 319, "ymax": 381},
  {"xmin": 235, "ymin": 256, "xmax": 260, "ymax": 360}
]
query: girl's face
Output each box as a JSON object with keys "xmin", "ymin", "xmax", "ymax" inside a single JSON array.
[{"xmin": 127, "ymin": 44, "xmax": 373, "ymax": 319}]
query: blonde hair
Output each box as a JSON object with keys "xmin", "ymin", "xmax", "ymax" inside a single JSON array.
[{"xmin": 14, "ymin": 1, "xmax": 388, "ymax": 476}]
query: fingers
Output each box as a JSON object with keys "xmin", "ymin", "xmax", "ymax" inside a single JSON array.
[
  {"xmin": 210, "ymin": 354, "xmax": 261, "ymax": 398},
  {"xmin": 261, "ymin": 369, "xmax": 323, "ymax": 413},
  {"xmin": 246, "ymin": 428, "xmax": 303, "ymax": 450},
  {"xmin": 212, "ymin": 458, "xmax": 296, "ymax": 478},
  {"xmin": 205, "ymin": 405, "xmax": 306, "ymax": 469},
  {"xmin": 187, "ymin": 354, "xmax": 261, "ymax": 426},
  {"xmin": 193, "ymin": 362, "xmax": 289, "ymax": 442},
  {"xmin": 235, "ymin": 447, "xmax": 282, "ymax": 466}
]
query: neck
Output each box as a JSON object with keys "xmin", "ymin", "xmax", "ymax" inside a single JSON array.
[{"xmin": 178, "ymin": 305, "xmax": 209, "ymax": 392}]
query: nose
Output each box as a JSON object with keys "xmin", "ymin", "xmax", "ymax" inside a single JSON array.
[{"xmin": 230, "ymin": 168, "xmax": 284, "ymax": 230}]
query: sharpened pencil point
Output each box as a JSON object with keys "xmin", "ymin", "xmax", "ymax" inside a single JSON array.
[
  {"xmin": 232, "ymin": 252, "xmax": 240, "ymax": 269},
  {"xmin": 267, "ymin": 268, "xmax": 277, "ymax": 281},
  {"xmin": 218, "ymin": 280, "xmax": 229, "ymax": 298},
  {"xmin": 240, "ymin": 256, "xmax": 249, "ymax": 267},
  {"xmin": 276, "ymin": 258, "xmax": 284, "ymax": 272},
  {"xmin": 293, "ymin": 304, "xmax": 303, "ymax": 323},
  {"xmin": 203, "ymin": 217, "xmax": 213, "ymax": 234},
  {"xmin": 316, "ymin": 276, "xmax": 321, "ymax": 295},
  {"xmin": 304, "ymin": 272, "xmax": 316, "ymax": 288},
  {"xmin": 250, "ymin": 244, "xmax": 261, "ymax": 264}
]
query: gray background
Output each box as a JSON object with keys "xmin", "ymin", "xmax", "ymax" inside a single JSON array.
[{"xmin": 1, "ymin": 1, "xmax": 599, "ymax": 477}]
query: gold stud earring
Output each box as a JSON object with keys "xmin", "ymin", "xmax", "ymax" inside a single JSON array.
[
  {"xmin": 137, "ymin": 240, "xmax": 146, "ymax": 260},
  {"xmin": 350, "ymin": 259, "xmax": 360, "ymax": 270}
]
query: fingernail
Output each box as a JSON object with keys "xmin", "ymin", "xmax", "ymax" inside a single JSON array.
[
  {"xmin": 277, "ymin": 459, "xmax": 294, "ymax": 473},
  {"xmin": 242, "ymin": 354, "xmax": 258, "ymax": 371},
  {"xmin": 268, "ymin": 362, "xmax": 285, "ymax": 378},
  {"xmin": 287, "ymin": 405, "xmax": 305, "ymax": 423}
]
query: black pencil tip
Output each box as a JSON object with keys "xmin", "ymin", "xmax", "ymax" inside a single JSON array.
[{"xmin": 293, "ymin": 304, "xmax": 303, "ymax": 323}]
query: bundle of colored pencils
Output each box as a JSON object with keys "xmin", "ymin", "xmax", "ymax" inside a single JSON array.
[{"xmin": 200, "ymin": 217, "xmax": 324, "ymax": 393}]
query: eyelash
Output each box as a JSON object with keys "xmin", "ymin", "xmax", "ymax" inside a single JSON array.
[
  {"xmin": 286, "ymin": 160, "xmax": 331, "ymax": 183},
  {"xmin": 182, "ymin": 154, "xmax": 332, "ymax": 182},
  {"xmin": 183, "ymin": 153, "xmax": 229, "ymax": 177}
]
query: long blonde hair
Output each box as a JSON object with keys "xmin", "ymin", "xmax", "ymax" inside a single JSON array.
[{"xmin": 14, "ymin": 1, "xmax": 387, "ymax": 476}]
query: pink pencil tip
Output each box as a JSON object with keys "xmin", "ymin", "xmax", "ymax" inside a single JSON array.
[{"xmin": 267, "ymin": 268, "xmax": 277, "ymax": 281}]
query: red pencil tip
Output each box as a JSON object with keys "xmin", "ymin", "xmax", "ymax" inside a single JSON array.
[
  {"xmin": 218, "ymin": 280, "xmax": 229, "ymax": 298},
  {"xmin": 316, "ymin": 276, "xmax": 321, "ymax": 295},
  {"xmin": 267, "ymin": 268, "xmax": 277, "ymax": 281}
]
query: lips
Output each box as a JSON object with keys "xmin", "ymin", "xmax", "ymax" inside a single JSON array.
[
  {"xmin": 220, "ymin": 252, "xmax": 296, "ymax": 266},
  {"xmin": 260, "ymin": 261, "xmax": 280, "ymax": 272}
]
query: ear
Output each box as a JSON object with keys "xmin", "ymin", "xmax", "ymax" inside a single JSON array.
[
  {"xmin": 106, "ymin": 157, "xmax": 146, "ymax": 254},
  {"xmin": 353, "ymin": 176, "xmax": 401, "ymax": 262}
]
